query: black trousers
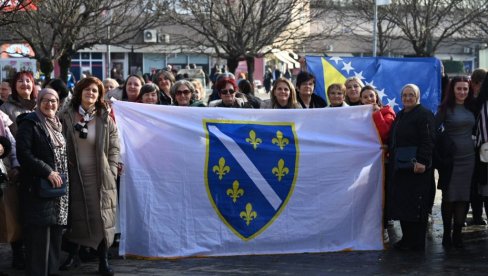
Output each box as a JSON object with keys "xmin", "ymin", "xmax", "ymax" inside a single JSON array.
[
  {"xmin": 24, "ymin": 224, "xmax": 63, "ymax": 276},
  {"xmin": 399, "ymin": 218, "xmax": 428, "ymax": 249}
]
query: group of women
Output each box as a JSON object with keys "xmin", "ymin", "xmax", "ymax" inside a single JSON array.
[
  {"xmin": 259, "ymin": 69, "xmax": 486, "ymax": 252},
  {"xmin": 2, "ymin": 72, "xmax": 118, "ymax": 276},
  {"xmin": 2, "ymin": 66, "xmax": 487, "ymax": 275},
  {"xmin": 104, "ymin": 70, "xmax": 207, "ymax": 107}
]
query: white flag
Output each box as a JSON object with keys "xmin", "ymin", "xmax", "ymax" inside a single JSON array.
[{"xmin": 114, "ymin": 102, "xmax": 384, "ymax": 258}]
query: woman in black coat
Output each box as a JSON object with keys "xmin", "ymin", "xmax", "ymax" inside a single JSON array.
[
  {"xmin": 388, "ymin": 84, "xmax": 435, "ymax": 251},
  {"xmin": 295, "ymin": 71, "xmax": 326, "ymax": 108},
  {"xmin": 16, "ymin": 88, "xmax": 68, "ymax": 275}
]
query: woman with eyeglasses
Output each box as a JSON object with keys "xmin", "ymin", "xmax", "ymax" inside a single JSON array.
[
  {"xmin": 16, "ymin": 88, "xmax": 68, "ymax": 275},
  {"xmin": 435, "ymin": 76, "xmax": 475, "ymax": 248},
  {"xmin": 208, "ymin": 77, "xmax": 250, "ymax": 108},
  {"xmin": 171, "ymin": 80, "xmax": 205, "ymax": 107},
  {"xmin": 59, "ymin": 77, "xmax": 119, "ymax": 275},
  {"xmin": 261, "ymin": 78, "xmax": 301, "ymax": 109},
  {"xmin": 388, "ymin": 84, "xmax": 435, "ymax": 252},
  {"xmin": 344, "ymin": 77, "xmax": 364, "ymax": 106}
]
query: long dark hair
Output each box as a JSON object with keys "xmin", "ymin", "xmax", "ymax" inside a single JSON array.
[
  {"xmin": 121, "ymin": 75, "xmax": 145, "ymax": 101},
  {"xmin": 439, "ymin": 76, "xmax": 474, "ymax": 115},
  {"xmin": 360, "ymin": 85, "xmax": 383, "ymax": 107}
]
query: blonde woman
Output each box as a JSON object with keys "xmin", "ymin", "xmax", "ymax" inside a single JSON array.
[
  {"xmin": 344, "ymin": 77, "xmax": 365, "ymax": 106},
  {"xmin": 261, "ymin": 78, "xmax": 301, "ymax": 109}
]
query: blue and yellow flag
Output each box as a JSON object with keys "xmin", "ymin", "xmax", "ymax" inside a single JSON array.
[{"xmin": 306, "ymin": 56, "xmax": 442, "ymax": 113}]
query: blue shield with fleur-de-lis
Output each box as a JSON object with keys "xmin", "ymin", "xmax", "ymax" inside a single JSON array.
[{"xmin": 204, "ymin": 120, "xmax": 299, "ymax": 240}]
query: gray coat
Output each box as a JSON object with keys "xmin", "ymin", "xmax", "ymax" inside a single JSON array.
[{"xmin": 60, "ymin": 107, "xmax": 119, "ymax": 247}]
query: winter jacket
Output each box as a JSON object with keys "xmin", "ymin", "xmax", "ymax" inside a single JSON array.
[
  {"xmin": 372, "ymin": 105, "xmax": 396, "ymax": 144},
  {"xmin": 297, "ymin": 93, "xmax": 327, "ymax": 109},
  {"xmin": 388, "ymin": 104, "xmax": 435, "ymax": 222},
  {"xmin": 60, "ymin": 107, "xmax": 119, "ymax": 247},
  {"xmin": 16, "ymin": 112, "xmax": 65, "ymax": 225},
  {"xmin": 0, "ymin": 95, "xmax": 35, "ymax": 135}
]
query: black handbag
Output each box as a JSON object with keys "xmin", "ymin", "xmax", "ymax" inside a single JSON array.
[
  {"xmin": 433, "ymin": 125, "xmax": 456, "ymax": 170},
  {"xmin": 37, "ymin": 174, "xmax": 67, "ymax": 198},
  {"xmin": 394, "ymin": 146, "xmax": 417, "ymax": 170}
]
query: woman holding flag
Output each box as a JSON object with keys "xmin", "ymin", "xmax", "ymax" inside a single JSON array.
[
  {"xmin": 360, "ymin": 85, "xmax": 395, "ymax": 144},
  {"xmin": 360, "ymin": 85, "xmax": 395, "ymax": 242}
]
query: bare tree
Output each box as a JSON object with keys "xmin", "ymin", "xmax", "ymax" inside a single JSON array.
[
  {"xmin": 465, "ymin": 17, "xmax": 488, "ymax": 45},
  {"xmin": 164, "ymin": 0, "xmax": 330, "ymax": 82},
  {"xmin": 3, "ymin": 0, "xmax": 164, "ymax": 83},
  {"xmin": 0, "ymin": 0, "xmax": 37, "ymax": 26},
  {"xmin": 382, "ymin": 0, "xmax": 488, "ymax": 57},
  {"xmin": 344, "ymin": 1, "xmax": 400, "ymax": 56},
  {"xmin": 327, "ymin": 0, "xmax": 488, "ymax": 57}
]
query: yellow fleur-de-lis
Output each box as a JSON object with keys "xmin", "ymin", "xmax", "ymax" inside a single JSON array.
[
  {"xmin": 226, "ymin": 180, "xmax": 244, "ymax": 203},
  {"xmin": 212, "ymin": 157, "xmax": 230, "ymax": 180},
  {"xmin": 272, "ymin": 130, "xmax": 289, "ymax": 150},
  {"xmin": 245, "ymin": 130, "xmax": 262, "ymax": 150},
  {"xmin": 240, "ymin": 203, "xmax": 257, "ymax": 226},
  {"xmin": 272, "ymin": 159, "xmax": 289, "ymax": 181}
]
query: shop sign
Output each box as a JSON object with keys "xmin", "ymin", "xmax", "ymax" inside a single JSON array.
[{"xmin": 1, "ymin": 43, "xmax": 34, "ymax": 58}]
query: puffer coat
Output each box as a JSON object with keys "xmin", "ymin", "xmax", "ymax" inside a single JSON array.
[{"xmin": 60, "ymin": 106, "xmax": 119, "ymax": 247}]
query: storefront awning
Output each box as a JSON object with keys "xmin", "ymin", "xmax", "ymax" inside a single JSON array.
[{"xmin": 271, "ymin": 49, "xmax": 300, "ymax": 69}]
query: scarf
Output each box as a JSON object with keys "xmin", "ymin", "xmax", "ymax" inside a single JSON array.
[
  {"xmin": 19, "ymin": 97, "xmax": 37, "ymax": 111},
  {"xmin": 75, "ymin": 105, "xmax": 96, "ymax": 138},
  {"xmin": 34, "ymin": 88, "xmax": 63, "ymax": 148}
]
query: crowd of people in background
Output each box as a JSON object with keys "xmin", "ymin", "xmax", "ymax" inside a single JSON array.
[{"xmin": 0, "ymin": 61, "xmax": 488, "ymax": 275}]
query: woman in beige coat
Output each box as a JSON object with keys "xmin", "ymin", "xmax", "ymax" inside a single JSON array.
[{"xmin": 59, "ymin": 77, "xmax": 119, "ymax": 276}]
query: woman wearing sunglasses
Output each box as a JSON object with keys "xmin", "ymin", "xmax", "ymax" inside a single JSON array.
[
  {"xmin": 208, "ymin": 77, "xmax": 250, "ymax": 108},
  {"xmin": 171, "ymin": 80, "xmax": 205, "ymax": 107}
]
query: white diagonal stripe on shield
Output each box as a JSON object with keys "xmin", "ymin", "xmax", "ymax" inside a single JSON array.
[{"xmin": 208, "ymin": 125, "xmax": 282, "ymax": 210}]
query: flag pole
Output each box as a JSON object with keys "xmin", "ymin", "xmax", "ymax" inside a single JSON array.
[{"xmin": 373, "ymin": 1, "xmax": 378, "ymax": 57}]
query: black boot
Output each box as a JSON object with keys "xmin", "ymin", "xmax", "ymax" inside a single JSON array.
[
  {"xmin": 11, "ymin": 241, "xmax": 25, "ymax": 270},
  {"xmin": 59, "ymin": 243, "xmax": 80, "ymax": 271},
  {"xmin": 441, "ymin": 201, "xmax": 453, "ymax": 248},
  {"xmin": 98, "ymin": 241, "xmax": 114, "ymax": 276},
  {"xmin": 452, "ymin": 224, "xmax": 464, "ymax": 248},
  {"xmin": 442, "ymin": 222, "xmax": 452, "ymax": 247}
]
